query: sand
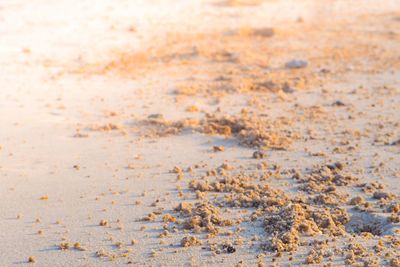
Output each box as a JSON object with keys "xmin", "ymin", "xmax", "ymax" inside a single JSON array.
[{"xmin": 0, "ymin": 0, "xmax": 399, "ymax": 266}]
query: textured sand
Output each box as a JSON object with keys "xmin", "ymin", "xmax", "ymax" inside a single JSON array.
[{"xmin": 0, "ymin": 0, "xmax": 399, "ymax": 266}]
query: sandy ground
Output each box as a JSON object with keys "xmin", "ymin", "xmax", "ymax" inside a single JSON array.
[{"xmin": 0, "ymin": 0, "xmax": 400, "ymax": 266}]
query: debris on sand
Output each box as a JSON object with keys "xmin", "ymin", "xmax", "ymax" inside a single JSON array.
[
  {"xmin": 73, "ymin": 242, "xmax": 86, "ymax": 251},
  {"xmin": 285, "ymin": 59, "xmax": 308, "ymax": 69},
  {"xmin": 252, "ymin": 151, "xmax": 265, "ymax": 159},
  {"xmin": 143, "ymin": 212, "xmax": 157, "ymax": 221},
  {"xmin": 166, "ymin": 161, "xmax": 399, "ymax": 264},
  {"xmin": 162, "ymin": 214, "xmax": 177, "ymax": 223},
  {"xmin": 175, "ymin": 202, "xmax": 193, "ymax": 214},
  {"xmin": 73, "ymin": 132, "xmax": 89, "ymax": 138},
  {"xmin": 58, "ymin": 242, "xmax": 70, "ymax": 250},
  {"xmin": 171, "ymin": 166, "xmax": 183, "ymax": 174},
  {"xmin": 28, "ymin": 256, "xmax": 36, "ymax": 263},
  {"xmin": 373, "ymin": 191, "xmax": 395, "ymax": 200},
  {"xmin": 178, "ymin": 202, "xmax": 232, "ymax": 235},
  {"xmin": 349, "ymin": 196, "xmax": 365, "ymax": 205},
  {"xmin": 99, "ymin": 219, "xmax": 109, "ymax": 226},
  {"xmin": 210, "ymin": 242, "xmax": 237, "ymax": 254},
  {"xmin": 391, "ymin": 139, "xmax": 400, "ymax": 146},
  {"xmin": 200, "ymin": 114, "xmax": 294, "ymax": 150},
  {"xmin": 138, "ymin": 113, "xmax": 297, "ymax": 150},
  {"xmin": 213, "ymin": 145, "xmax": 225, "ymax": 152},
  {"xmin": 89, "ymin": 123, "xmax": 123, "ymax": 132},
  {"xmin": 181, "ymin": 236, "xmax": 202, "ymax": 247},
  {"xmin": 238, "ymin": 27, "xmax": 274, "ymax": 38},
  {"xmin": 332, "ymin": 100, "xmax": 346, "ymax": 106},
  {"xmin": 95, "ymin": 248, "xmax": 116, "ymax": 260},
  {"xmin": 264, "ymin": 203, "xmax": 350, "ymax": 252}
]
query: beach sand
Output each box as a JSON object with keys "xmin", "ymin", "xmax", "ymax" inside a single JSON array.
[{"xmin": 0, "ymin": 0, "xmax": 399, "ymax": 266}]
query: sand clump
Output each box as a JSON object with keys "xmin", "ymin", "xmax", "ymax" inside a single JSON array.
[
  {"xmin": 138, "ymin": 113, "xmax": 297, "ymax": 150},
  {"xmin": 200, "ymin": 114, "xmax": 296, "ymax": 150},
  {"xmin": 188, "ymin": 174, "xmax": 288, "ymax": 209},
  {"xmin": 87, "ymin": 123, "xmax": 127, "ymax": 136},
  {"xmin": 162, "ymin": 214, "xmax": 177, "ymax": 223},
  {"xmin": 213, "ymin": 145, "xmax": 225, "ymax": 152},
  {"xmin": 181, "ymin": 236, "xmax": 202, "ymax": 247},
  {"xmin": 373, "ymin": 191, "xmax": 395, "ymax": 200},
  {"xmin": 209, "ymin": 242, "xmax": 237, "ymax": 254},
  {"xmin": 263, "ymin": 203, "xmax": 350, "ymax": 252},
  {"xmin": 349, "ymin": 196, "xmax": 365, "ymax": 205},
  {"xmin": 166, "ymin": 162, "xmax": 399, "ymax": 264},
  {"xmin": 99, "ymin": 219, "xmax": 109, "ymax": 226},
  {"xmin": 89, "ymin": 123, "xmax": 123, "ymax": 132},
  {"xmin": 263, "ymin": 204, "xmax": 317, "ymax": 252},
  {"xmin": 176, "ymin": 202, "xmax": 232, "ymax": 235},
  {"xmin": 58, "ymin": 242, "xmax": 70, "ymax": 250},
  {"xmin": 28, "ymin": 256, "xmax": 36, "ymax": 264},
  {"xmin": 73, "ymin": 242, "xmax": 86, "ymax": 251}
]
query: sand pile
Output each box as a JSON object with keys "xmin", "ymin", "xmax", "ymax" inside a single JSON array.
[
  {"xmin": 164, "ymin": 162, "xmax": 400, "ymax": 264},
  {"xmin": 138, "ymin": 112, "xmax": 297, "ymax": 150}
]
